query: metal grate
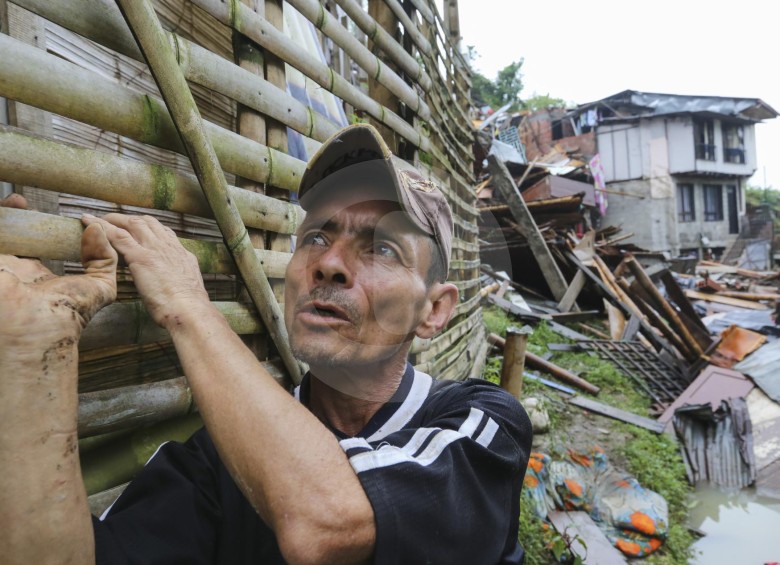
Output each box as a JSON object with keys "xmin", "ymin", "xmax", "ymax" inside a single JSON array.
[{"xmin": 575, "ymin": 340, "xmax": 689, "ymax": 406}]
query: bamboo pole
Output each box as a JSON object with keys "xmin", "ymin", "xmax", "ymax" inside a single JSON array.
[
  {"xmin": 78, "ymin": 377, "xmax": 194, "ymax": 438},
  {"xmin": 81, "ymin": 301, "xmax": 265, "ymax": 351},
  {"xmin": 13, "ymin": 0, "xmax": 474, "ymax": 185},
  {"xmin": 500, "ymin": 327, "xmax": 532, "ymax": 400},
  {"xmin": 115, "ymin": 0, "xmax": 301, "ymax": 383},
  {"xmin": 263, "ymin": 0, "xmax": 292, "ymax": 308},
  {"xmin": 0, "ymin": 125, "xmax": 303, "ymax": 235},
  {"xmin": 0, "ymin": 207, "xmax": 291, "ymax": 278},
  {"xmin": 8, "ymin": 1, "xmax": 338, "ymax": 145},
  {"xmin": 80, "ymin": 412, "xmax": 203, "ymax": 495},
  {"xmin": 331, "ymin": 0, "xmax": 432, "ymax": 91},
  {"xmin": 0, "ymin": 125, "xmax": 304, "ymax": 233},
  {"xmin": 384, "ymin": 0, "xmax": 432, "ymax": 57},
  {"xmin": 286, "ymin": 0, "xmax": 430, "ymax": 119},
  {"xmin": 487, "ymin": 333, "xmax": 600, "ymax": 395},
  {"xmin": 190, "ymin": 0, "xmax": 425, "ymax": 151},
  {"xmin": 175, "ymin": 34, "xmax": 339, "ymax": 141},
  {"xmin": 408, "ymin": 0, "xmax": 435, "ymax": 24}
]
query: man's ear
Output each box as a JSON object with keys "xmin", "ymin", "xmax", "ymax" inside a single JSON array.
[{"xmin": 415, "ymin": 282, "xmax": 459, "ymax": 340}]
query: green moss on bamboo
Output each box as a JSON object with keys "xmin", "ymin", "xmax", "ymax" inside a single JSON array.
[
  {"xmin": 140, "ymin": 94, "xmax": 161, "ymax": 144},
  {"xmin": 150, "ymin": 164, "xmax": 176, "ymax": 210}
]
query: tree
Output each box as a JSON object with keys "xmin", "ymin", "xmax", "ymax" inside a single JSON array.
[
  {"xmin": 465, "ymin": 47, "xmax": 524, "ymax": 111},
  {"xmin": 522, "ymin": 93, "xmax": 568, "ymax": 112}
]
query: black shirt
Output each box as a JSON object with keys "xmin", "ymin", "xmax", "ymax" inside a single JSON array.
[{"xmin": 93, "ymin": 365, "xmax": 532, "ymax": 564}]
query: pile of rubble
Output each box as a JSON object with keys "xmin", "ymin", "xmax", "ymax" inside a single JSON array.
[{"xmin": 476, "ymin": 133, "xmax": 780, "ymax": 557}]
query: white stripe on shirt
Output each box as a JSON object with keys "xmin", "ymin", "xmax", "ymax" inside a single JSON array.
[
  {"xmin": 347, "ymin": 407, "xmax": 488, "ymax": 474},
  {"xmin": 366, "ymin": 370, "xmax": 433, "ymax": 442}
]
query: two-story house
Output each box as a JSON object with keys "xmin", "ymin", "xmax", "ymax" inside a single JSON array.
[{"xmin": 554, "ymin": 91, "xmax": 777, "ymax": 257}]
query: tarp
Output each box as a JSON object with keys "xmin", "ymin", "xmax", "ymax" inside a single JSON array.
[{"xmin": 523, "ymin": 447, "xmax": 668, "ymax": 558}]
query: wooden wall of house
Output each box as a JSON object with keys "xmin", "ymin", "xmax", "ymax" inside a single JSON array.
[{"xmin": 0, "ymin": 0, "xmax": 481, "ymax": 500}]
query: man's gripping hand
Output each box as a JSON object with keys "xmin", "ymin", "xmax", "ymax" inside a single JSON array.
[
  {"xmin": 82, "ymin": 214, "xmax": 210, "ymax": 330},
  {"xmin": 0, "ymin": 221, "xmax": 117, "ymax": 349}
]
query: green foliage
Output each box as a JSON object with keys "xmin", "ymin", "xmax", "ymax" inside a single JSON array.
[
  {"xmin": 482, "ymin": 305, "xmax": 512, "ymax": 338},
  {"xmin": 518, "ymin": 502, "xmax": 554, "ymax": 565},
  {"xmin": 348, "ymin": 112, "xmax": 367, "ymax": 125},
  {"xmin": 745, "ymin": 185, "xmax": 780, "ymax": 207},
  {"xmin": 616, "ymin": 428, "xmax": 695, "ymax": 565},
  {"xmin": 522, "ymin": 93, "xmax": 568, "ymax": 112},
  {"xmin": 466, "ymin": 49, "xmax": 525, "ymax": 111}
]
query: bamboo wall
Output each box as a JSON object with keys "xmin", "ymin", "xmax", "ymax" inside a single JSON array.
[{"xmin": 0, "ymin": 0, "xmax": 482, "ymax": 498}]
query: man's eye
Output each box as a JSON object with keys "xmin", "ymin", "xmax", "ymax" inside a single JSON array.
[
  {"xmin": 303, "ymin": 233, "xmax": 327, "ymax": 246},
  {"xmin": 373, "ymin": 242, "xmax": 397, "ymax": 258}
]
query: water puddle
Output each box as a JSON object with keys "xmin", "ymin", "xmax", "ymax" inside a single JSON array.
[{"xmin": 689, "ymin": 483, "xmax": 780, "ymax": 564}]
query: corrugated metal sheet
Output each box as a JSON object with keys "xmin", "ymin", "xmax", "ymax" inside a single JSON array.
[
  {"xmin": 734, "ymin": 340, "xmax": 780, "ymax": 403},
  {"xmin": 658, "ymin": 365, "xmax": 754, "ymax": 425},
  {"xmin": 577, "ymin": 90, "xmax": 778, "ymax": 122},
  {"xmin": 673, "ymin": 398, "xmax": 756, "ymax": 488}
]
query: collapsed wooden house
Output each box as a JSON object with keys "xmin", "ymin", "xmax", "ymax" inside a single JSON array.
[{"xmin": 0, "ymin": 0, "xmax": 481, "ymax": 502}]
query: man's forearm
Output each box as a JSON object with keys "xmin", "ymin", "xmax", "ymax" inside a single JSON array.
[
  {"xmin": 0, "ymin": 336, "xmax": 95, "ymax": 565},
  {"xmin": 166, "ymin": 300, "xmax": 374, "ymax": 565}
]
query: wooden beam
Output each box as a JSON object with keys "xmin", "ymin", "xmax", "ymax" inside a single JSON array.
[
  {"xmin": 568, "ymin": 396, "xmax": 665, "ymax": 433},
  {"xmin": 557, "ymin": 270, "xmax": 586, "ymax": 313},
  {"xmin": 684, "ymin": 289, "xmax": 770, "ymax": 310},
  {"xmin": 500, "ymin": 327, "xmax": 531, "ymax": 399},
  {"xmin": 548, "ymin": 511, "xmax": 629, "ymax": 564},
  {"xmin": 486, "ymin": 154, "xmax": 569, "ymax": 301}
]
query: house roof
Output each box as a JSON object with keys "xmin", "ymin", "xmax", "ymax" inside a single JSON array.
[{"xmin": 576, "ymin": 89, "xmax": 778, "ymax": 122}]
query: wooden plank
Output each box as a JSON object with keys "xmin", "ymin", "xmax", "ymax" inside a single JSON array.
[
  {"xmin": 568, "ymin": 396, "xmax": 665, "ymax": 433},
  {"xmin": 557, "ymin": 270, "xmax": 586, "ymax": 313},
  {"xmin": 684, "ymin": 289, "xmax": 770, "ymax": 310},
  {"xmin": 620, "ymin": 315, "xmax": 641, "ymax": 341},
  {"xmin": 548, "ymin": 511, "xmax": 628, "ymax": 565},
  {"xmin": 486, "ymin": 154, "xmax": 569, "ymax": 301},
  {"xmin": 566, "ymin": 251, "xmax": 678, "ymax": 358},
  {"xmin": 488, "ymin": 295, "xmax": 591, "ymax": 341}
]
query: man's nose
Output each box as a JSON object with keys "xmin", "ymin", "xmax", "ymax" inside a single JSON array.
[{"xmin": 312, "ymin": 244, "xmax": 352, "ymax": 286}]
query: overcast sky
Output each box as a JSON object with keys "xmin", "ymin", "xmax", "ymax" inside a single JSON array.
[{"xmin": 452, "ymin": 0, "xmax": 780, "ymax": 189}]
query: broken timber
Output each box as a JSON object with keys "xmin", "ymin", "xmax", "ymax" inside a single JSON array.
[
  {"xmin": 568, "ymin": 396, "xmax": 665, "ymax": 434},
  {"xmin": 488, "ymin": 333, "xmax": 600, "ymax": 395},
  {"xmin": 548, "ymin": 511, "xmax": 629, "ymax": 564},
  {"xmin": 486, "ymin": 154, "xmax": 570, "ymax": 302}
]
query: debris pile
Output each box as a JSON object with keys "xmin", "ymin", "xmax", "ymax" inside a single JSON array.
[{"xmin": 477, "ymin": 130, "xmax": 780, "ymax": 555}]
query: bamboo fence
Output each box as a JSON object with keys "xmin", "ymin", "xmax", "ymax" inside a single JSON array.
[{"xmin": 0, "ymin": 0, "xmax": 481, "ymax": 502}]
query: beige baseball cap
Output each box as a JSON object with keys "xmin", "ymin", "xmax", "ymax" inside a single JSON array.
[{"xmin": 297, "ymin": 124, "xmax": 453, "ymax": 274}]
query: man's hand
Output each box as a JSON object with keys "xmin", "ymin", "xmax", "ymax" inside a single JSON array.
[
  {"xmin": 82, "ymin": 213, "xmax": 209, "ymax": 330},
  {"xmin": 0, "ymin": 215, "xmax": 117, "ymax": 565},
  {"xmin": 0, "ymin": 221, "xmax": 117, "ymax": 352}
]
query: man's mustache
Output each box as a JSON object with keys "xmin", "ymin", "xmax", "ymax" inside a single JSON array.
[{"xmin": 295, "ymin": 286, "xmax": 362, "ymax": 324}]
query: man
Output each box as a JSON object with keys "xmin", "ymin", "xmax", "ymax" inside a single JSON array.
[{"xmin": 0, "ymin": 124, "xmax": 532, "ymax": 564}]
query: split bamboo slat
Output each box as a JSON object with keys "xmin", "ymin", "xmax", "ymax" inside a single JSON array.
[{"xmin": 0, "ymin": 0, "xmax": 480, "ymax": 496}]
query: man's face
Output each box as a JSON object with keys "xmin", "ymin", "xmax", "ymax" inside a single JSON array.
[{"xmin": 284, "ymin": 184, "xmax": 435, "ymax": 370}]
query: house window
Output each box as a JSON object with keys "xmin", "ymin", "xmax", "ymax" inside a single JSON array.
[
  {"xmin": 694, "ymin": 118, "xmax": 716, "ymax": 161},
  {"xmin": 703, "ymin": 184, "xmax": 723, "ymax": 221},
  {"xmin": 677, "ymin": 184, "xmax": 695, "ymax": 222},
  {"xmin": 722, "ymin": 123, "xmax": 746, "ymax": 163}
]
